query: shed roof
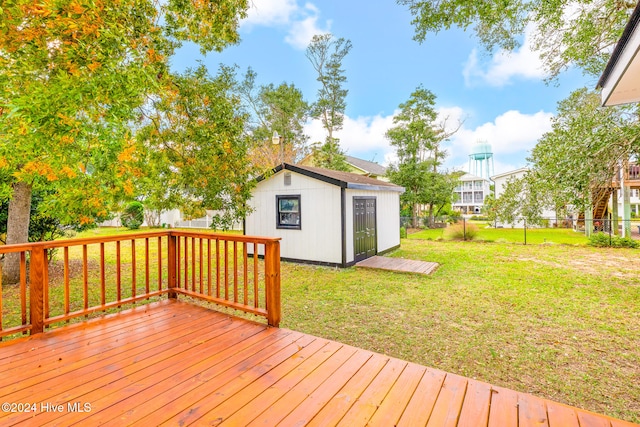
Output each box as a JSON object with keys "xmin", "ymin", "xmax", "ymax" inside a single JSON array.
[
  {"xmin": 261, "ymin": 163, "xmax": 404, "ymax": 192},
  {"xmin": 597, "ymin": 2, "xmax": 640, "ymax": 105}
]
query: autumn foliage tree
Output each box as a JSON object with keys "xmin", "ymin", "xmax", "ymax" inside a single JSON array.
[
  {"xmin": 0, "ymin": 0, "xmax": 249, "ymax": 283},
  {"xmin": 135, "ymin": 65, "xmax": 254, "ymax": 230}
]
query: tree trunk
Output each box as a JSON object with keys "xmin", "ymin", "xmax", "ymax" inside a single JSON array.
[
  {"xmin": 427, "ymin": 203, "xmax": 435, "ymax": 228},
  {"xmin": 2, "ymin": 182, "xmax": 32, "ymax": 285}
]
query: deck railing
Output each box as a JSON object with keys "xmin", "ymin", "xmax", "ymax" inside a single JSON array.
[{"xmin": 0, "ymin": 230, "xmax": 281, "ymax": 339}]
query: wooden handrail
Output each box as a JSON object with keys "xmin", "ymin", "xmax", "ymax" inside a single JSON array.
[{"xmin": 0, "ymin": 230, "xmax": 281, "ymax": 339}]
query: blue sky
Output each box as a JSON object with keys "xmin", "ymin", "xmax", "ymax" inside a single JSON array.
[{"xmin": 172, "ymin": 0, "xmax": 595, "ymax": 175}]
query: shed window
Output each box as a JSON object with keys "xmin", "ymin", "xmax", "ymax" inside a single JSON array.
[{"xmin": 276, "ymin": 195, "xmax": 301, "ymax": 229}]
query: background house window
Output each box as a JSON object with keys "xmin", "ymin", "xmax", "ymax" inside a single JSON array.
[{"xmin": 276, "ymin": 195, "xmax": 301, "ymax": 229}]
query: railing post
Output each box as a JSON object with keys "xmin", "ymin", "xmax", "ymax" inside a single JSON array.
[
  {"xmin": 29, "ymin": 246, "xmax": 46, "ymax": 335},
  {"xmin": 167, "ymin": 233, "xmax": 177, "ymax": 299},
  {"xmin": 264, "ymin": 240, "xmax": 281, "ymax": 327}
]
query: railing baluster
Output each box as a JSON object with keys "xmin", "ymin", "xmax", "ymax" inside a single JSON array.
[
  {"xmin": 216, "ymin": 239, "xmax": 220, "ymax": 298},
  {"xmin": 233, "ymin": 241, "xmax": 238, "ymax": 303},
  {"xmin": 254, "ymin": 243, "xmax": 259, "ymax": 309},
  {"xmin": 83, "ymin": 245, "xmax": 88, "ymax": 311},
  {"xmin": 100, "ymin": 243, "xmax": 105, "ymax": 306},
  {"xmin": 176, "ymin": 236, "xmax": 181, "ymax": 289},
  {"xmin": 145, "ymin": 238, "xmax": 150, "ymax": 295},
  {"xmin": 131, "ymin": 239, "xmax": 136, "ymax": 301},
  {"xmin": 184, "ymin": 236, "xmax": 189, "ymax": 290},
  {"xmin": 20, "ymin": 252, "xmax": 27, "ymax": 326},
  {"xmin": 207, "ymin": 238, "xmax": 212, "ymax": 296},
  {"xmin": 191, "ymin": 237, "xmax": 196, "ymax": 292},
  {"xmin": 64, "ymin": 247, "xmax": 69, "ymax": 317},
  {"xmin": 158, "ymin": 236, "xmax": 162, "ymax": 291},
  {"xmin": 116, "ymin": 241, "xmax": 121, "ymax": 303},
  {"xmin": 243, "ymin": 242, "xmax": 248, "ymax": 306},
  {"xmin": 224, "ymin": 240, "xmax": 229, "ymax": 300},
  {"xmin": 199, "ymin": 238, "xmax": 203, "ymax": 294}
]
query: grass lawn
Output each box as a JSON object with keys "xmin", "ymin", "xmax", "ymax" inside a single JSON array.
[
  {"xmin": 409, "ymin": 223, "xmax": 592, "ymax": 245},
  {"xmin": 2, "ymin": 228, "xmax": 639, "ymax": 422}
]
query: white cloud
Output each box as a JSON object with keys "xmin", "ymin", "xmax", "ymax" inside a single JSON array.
[
  {"xmin": 449, "ymin": 110, "xmax": 553, "ymax": 155},
  {"xmin": 304, "ymin": 108, "xmax": 553, "ymax": 174},
  {"xmin": 243, "ymin": 0, "xmax": 298, "ymax": 27},
  {"xmin": 304, "ymin": 113, "xmax": 396, "ymax": 163},
  {"xmin": 242, "ymin": 1, "xmax": 331, "ymax": 50},
  {"xmin": 285, "ymin": 13, "xmax": 331, "ymax": 49},
  {"xmin": 305, "ymin": 108, "xmax": 552, "ymax": 173},
  {"xmin": 463, "ymin": 24, "xmax": 548, "ymax": 87},
  {"xmin": 445, "ymin": 109, "xmax": 553, "ymax": 176}
]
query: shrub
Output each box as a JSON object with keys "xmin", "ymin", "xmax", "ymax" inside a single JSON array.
[
  {"xmin": 444, "ymin": 221, "xmax": 479, "ymax": 240},
  {"xmin": 400, "ymin": 227, "xmax": 407, "ymax": 239},
  {"xmin": 588, "ymin": 232, "xmax": 639, "ymax": 248},
  {"xmin": 121, "ymin": 201, "xmax": 144, "ymax": 230}
]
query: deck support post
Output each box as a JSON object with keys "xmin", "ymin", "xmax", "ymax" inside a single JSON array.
[
  {"xmin": 167, "ymin": 233, "xmax": 177, "ymax": 299},
  {"xmin": 29, "ymin": 246, "xmax": 45, "ymax": 335},
  {"xmin": 264, "ymin": 241, "xmax": 281, "ymax": 327}
]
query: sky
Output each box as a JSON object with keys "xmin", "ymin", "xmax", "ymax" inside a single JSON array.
[{"xmin": 171, "ymin": 0, "xmax": 597, "ymax": 176}]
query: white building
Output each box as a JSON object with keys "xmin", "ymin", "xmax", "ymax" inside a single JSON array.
[
  {"xmin": 491, "ymin": 168, "xmax": 559, "ymax": 228},
  {"xmin": 452, "ymin": 173, "xmax": 491, "ymax": 215},
  {"xmin": 612, "ymin": 188, "xmax": 640, "ymax": 217},
  {"xmin": 245, "ymin": 163, "xmax": 404, "ymax": 267}
]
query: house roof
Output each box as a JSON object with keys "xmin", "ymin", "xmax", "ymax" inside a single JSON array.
[
  {"xmin": 259, "ymin": 163, "xmax": 404, "ymax": 192},
  {"xmin": 344, "ymin": 155, "xmax": 387, "ymax": 176},
  {"xmin": 458, "ymin": 173, "xmax": 488, "ymax": 182},
  {"xmin": 597, "ymin": 2, "xmax": 640, "ymax": 106},
  {"xmin": 490, "ymin": 167, "xmax": 529, "ymax": 181}
]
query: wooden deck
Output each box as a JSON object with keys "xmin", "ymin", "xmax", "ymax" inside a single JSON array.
[
  {"xmin": 357, "ymin": 255, "xmax": 439, "ymax": 275},
  {"xmin": 0, "ymin": 300, "xmax": 636, "ymax": 426}
]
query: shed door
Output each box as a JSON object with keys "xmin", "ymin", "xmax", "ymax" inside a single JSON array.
[{"xmin": 353, "ymin": 197, "xmax": 377, "ymax": 262}]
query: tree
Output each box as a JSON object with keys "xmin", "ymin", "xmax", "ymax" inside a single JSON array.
[
  {"xmin": 239, "ymin": 69, "xmax": 310, "ymax": 169},
  {"xmin": 386, "ymin": 86, "xmax": 460, "ymax": 227},
  {"xmin": 0, "ymin": 1, "xmax": 249, "ymax": 283},
  {"xmin": 306, "ymin": 34, "xmax": 352, "ymax": 171},
  {"xmin": 486, "ymin": 175, "xmax": 544, "ymax": 227},
  {"xmin": 398, "ymin": 0, "xmax": 634, "ymax": 79},
  {"xmin": 526, "ymin": 88, "xmax": 639, "ymax": 213},
  {"xmin": 135, "ymin": 65, "xmax": 254, "ymax": 231}
]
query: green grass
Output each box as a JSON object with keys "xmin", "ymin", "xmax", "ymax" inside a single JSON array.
[
  {"xmin": 2, "ymin": 227, "xmax": 639, "ymax": 422},
  {"xmin": 409, "ymin": 223, "xmax": 592, "ymax": 245}
]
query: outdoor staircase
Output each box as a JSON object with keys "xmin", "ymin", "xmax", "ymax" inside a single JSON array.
[{"xmin": 592, "ymin": 186, "xmax": 613, "ymax": 220}]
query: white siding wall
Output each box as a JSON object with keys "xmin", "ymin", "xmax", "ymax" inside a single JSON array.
[
  {"xmin": 245, "ymin": 170, "xmax": 343, "ymax": 263},
  {"xmin": 345, "ymin": 189, "xmax": 400, "ymax": 264},
  {"xmin": 493, "ymin": 169, "xmax": 558, "ymax": 227}
]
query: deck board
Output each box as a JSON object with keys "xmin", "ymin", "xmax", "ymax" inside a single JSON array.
[
  {"xmin": 356, "ymin": 255, "xmax": 439, "ymax": 275},
  {"xmin": 0, "ymin": 300, "xmax": 637, "ymax": 427}
]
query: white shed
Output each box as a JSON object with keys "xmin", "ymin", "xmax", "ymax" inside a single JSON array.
[{"xmin": 245, "ymin": 163, "xmax": 404, "ymax": 267}]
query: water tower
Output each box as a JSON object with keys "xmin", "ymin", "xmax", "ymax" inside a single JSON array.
[{"xmin": 468, "ymin": 141, "xmax": 494, "ymax": 180}]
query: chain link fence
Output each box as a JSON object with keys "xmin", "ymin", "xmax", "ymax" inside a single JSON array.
[{"xmin": 401, "ymin": 216, "xmax": 640, "ymax": 246}]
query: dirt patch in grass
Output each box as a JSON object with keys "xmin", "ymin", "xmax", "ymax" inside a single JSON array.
[
  {"xmin": 516, "ymin": 250, "xmax": 639, "ymax": 280},
  {"xmin": 48, "ymin": 258, "xmax": 99, "ymax": 281}
]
